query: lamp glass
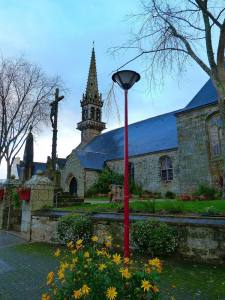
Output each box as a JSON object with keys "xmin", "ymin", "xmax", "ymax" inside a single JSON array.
[{"xmin": 112, "ymin": 70, "xmax": 140, "ymax": 90}]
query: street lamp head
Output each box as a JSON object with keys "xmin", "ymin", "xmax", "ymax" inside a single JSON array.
[{"xmin": 112, "ymin": 70, "xmax": 140, "ymax": 90}]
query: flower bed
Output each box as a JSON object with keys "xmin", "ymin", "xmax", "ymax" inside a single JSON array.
[{"xmin": 42, "ymin": 236, "xmax": 162, "ymax": 299}]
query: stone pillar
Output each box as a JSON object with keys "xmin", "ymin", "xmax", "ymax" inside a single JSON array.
[
  {"xmin": 0, "ymin": 178, "xmax": 21, "ymax": 229},
  {"xmin": 21, "ymin": 173, "xmax": 54, "ymax": 239}
]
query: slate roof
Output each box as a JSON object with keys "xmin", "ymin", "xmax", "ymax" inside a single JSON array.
[
  {"xmin": 178, "ymin": 78, "xmax": 218, "ymax": 113},
  {"xmin": 75, "ymin": 111, "xmax": 179, "ymax": 170}
]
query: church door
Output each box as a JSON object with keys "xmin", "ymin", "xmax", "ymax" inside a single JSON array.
[{"xmin": 69, "ymin": 177, "xmax": 77, "ymax": 195}]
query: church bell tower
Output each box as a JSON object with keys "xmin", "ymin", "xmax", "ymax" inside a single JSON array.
[{"xmin": 77, "ymin": 46, "xmax": 106, "ymax": 144}]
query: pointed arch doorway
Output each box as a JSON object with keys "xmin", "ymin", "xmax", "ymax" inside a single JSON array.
[{"xmin": 69, "ymin": 177, "xmax": 77, "ymax": 195}]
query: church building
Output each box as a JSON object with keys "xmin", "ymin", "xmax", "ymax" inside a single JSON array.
[{"xmin": 61, "ymin": 47, "xmax": 223, "ymax": 197}]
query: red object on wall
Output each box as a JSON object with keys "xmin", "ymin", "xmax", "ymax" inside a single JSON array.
[
  {"xmin": 0, "ymin": 189, "xmax": 4, "ymax": 201},
  {"xmin": 18, "ymin": 188, "xmax": 31, "ymax": 201}
]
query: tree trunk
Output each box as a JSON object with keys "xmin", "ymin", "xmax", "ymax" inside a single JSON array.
[
  {"xmin": 218, "ymin": 96, "xmax": 225, "ymax": 199},
  {"xmin": 6, "ymin": 159, "xmax": 11, "ymax": 179}
]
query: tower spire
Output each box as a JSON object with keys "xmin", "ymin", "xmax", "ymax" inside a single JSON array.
[
  {"xmin": 77, "ymin": 45, "xmax": 106, "ymax": 144},
  {"xmin": 86, "ymin": 46, "xmax": 98, "ymax": 99}
]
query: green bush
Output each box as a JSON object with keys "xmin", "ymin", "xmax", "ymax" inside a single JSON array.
[
  {"xmin": 194, "ymin": 184, "xmax": 218, "ymax": 199},
  {"xmin": 57, "ymin": 216, "xmax": 92, "ymax": 245},
  {"xmin": 86, "ymin": 167, "xmax": 124, "ymax": 196},
  {"xmin": 12, "ymin": 191, "xmax": 20, "ymax": 209},
  {"xmin": 132, "ymin": 220, "xmax": 179, "ymax": 256},
  {"xmin": 165, "ymin": 191, "xmax": 176, "ymax": 199},
  {"xmin": 130, "ymin": 180, "xmax": 143, "ymax": 196}
]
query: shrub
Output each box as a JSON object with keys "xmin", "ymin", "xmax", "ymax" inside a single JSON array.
[
  {"xmin": 12, "ymin": 191, "xmax": 20, "ymax": 209},
  {"xmin": 132, "ymin": 220, "xmax": 179, "ymax": 256},
  {"xmin": 203, "ymin": 206, "xmax": 219, "ymax": 216},
  {"xmin": 129, "ymin": 180, "xmax": 143, "ymax": 197},
  {"xmin": 43, "ymin": 236, "xmax": 162, "ymax": 299},
  {"xmin": 194, "ymin": 184, "xmax": 218, "ymax": 200},
  {"xmin": 165, "ymin": 191, "xmax": 176, "ymax": 199},
  {"xmin": 57, "ymin": 216, "xmax": 92, "ymax": 245},
  {"xmin": 86, "ymin": 167, "xmax": 124, "ymax": 196}
]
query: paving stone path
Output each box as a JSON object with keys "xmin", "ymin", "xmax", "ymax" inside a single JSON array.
[{"xmin": 0, "ymin": 231, "xmax": 57, "ymax": 300}]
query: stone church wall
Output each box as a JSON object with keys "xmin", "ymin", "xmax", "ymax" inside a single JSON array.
[
  {"xmin": 61, "ymin": 152, "xmax": 85, "ymax": 197},
  {"xmin": 84, "ymin": 170, "xmax": 100, "ymax": 193},
  {"xmin": 61, "ymin": 151, "xmax": 100, "ymax": 197},
  {"xmin": 177, "ymin": 104, "xmax": 219, "ymax": 193},
  {"xmin": 106, "ymin": 149, "xmax": 180, "ymax": 195}
]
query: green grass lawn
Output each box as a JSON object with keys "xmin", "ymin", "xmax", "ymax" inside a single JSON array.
[
  {"xmin": 12, "ymin": 243, "xmax": 225, "ymax": 299},
  {"xmin": 55, "ymin": 199, "xmax": 225, "ymax": 215}
]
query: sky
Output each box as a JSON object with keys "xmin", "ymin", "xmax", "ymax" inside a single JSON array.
[{"xmin": 0, "ymin": 0, "xmax": 210, "ymax": 178}]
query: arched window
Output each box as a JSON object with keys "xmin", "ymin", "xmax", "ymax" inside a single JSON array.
[
  {"xmin": 160, "ymin": 156, "xmax": 173, "ymax": 181},
  {"xmin": 96, "ymin": 108, "xmax": 101, "ymax": 121},
  {"xmin": 90, "ymin": 107, "xmax": 95, "ymax": 120},
  {"xmin": 207, "ymin": 114, "xmax": 222, "ymax": 158}
]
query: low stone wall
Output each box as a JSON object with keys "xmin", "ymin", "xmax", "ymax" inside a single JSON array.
[{"xmin": 29, "ymin": 212, "xmax": 225, "ymax": 264}]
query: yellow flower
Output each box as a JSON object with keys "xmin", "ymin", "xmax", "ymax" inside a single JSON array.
[
  {"xmin": 119, "ymin": 267, "xmax": 131, "ymax": 279},
  {"xmin": 105, "ymin": 241, "xmax": 112, "ymax": 248},
  {"xmin": 71, "ymin": 249, "xmax": 77, "ymax": 255},
  {"xmin": 152, "ymin": 285, "xmax": 159, "ymax": 293},
  {"xmin": 54, "ymin": 248, "xmax": 61, "ymax": 257},
  {"xmin": 60, "ymin": 262, "xmax": 69, "ymax": 271},
  {"xmin": 41, "ymin": 293, "xmax": 51, "ymax": 300},
  {"xmin": 141, "ymin": 279, "xmax": 152, "ymax": 292},
  {"xmin": 98, "ymin": 263, "xmax": 107, "ymax": 271},
  {"xmin": 96, "ymin": 249, "xmax": 103, "ymax": 256},
  {"xmin": 67, "ymin": 241, "xmax": 74, "ymax": 248},
  {"xmin": 124, "ymin": 257, "xmax": 129, "ymax": 264},
  {"xmin": 46, "ymin": 271, "xmax": 54, "ymax": 285},
  {"xmin": 76, "ymin": 239, "xmax": 83, "ymax": 249},
  {"xmin": 82, "ymin": 284, "xmax": 91, "ymax": 295},
  {"xmin": 106, "ymin": 235, "xmax": 112, "ymax": 240},
  {"xmin": 91, "ymin": 235, "xmax": 98, "ymax": 242},
  {"xmin": 57, "ymin": 269, "xmax": 64, "ymax": 280},
  {"xmin": 148, "ymin": 258, "xmax": 162, "ymax": 273},
  {"xmin": 72, "ymin": 257, "xmax": 78, "ymax": 264},
  {"xmin": 84, "ymin": 251, "xmax": 90, "ymax": 258},
  {"xmin": 106, "ymin": 287, "xmax": 118, "ymax": 300},
  {"xmin": 112, "ymin": 253, "xmax": 121, "ymax": 265},
  {"xmin": 72, "ymin": 289, "xmax": 82, "ymax": 299},
  {"xmin": 145, "ymin": 266, "xmax": 151, "ymax": 273}
]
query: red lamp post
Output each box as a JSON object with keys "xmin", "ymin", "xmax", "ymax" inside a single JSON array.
[{"xmin": 112, "ymin": 70, "xmax": 140, "ymax": 258}]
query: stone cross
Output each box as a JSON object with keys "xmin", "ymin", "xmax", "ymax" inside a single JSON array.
[{"xmin": 50, "ymin": 88, "xmax": 64, "ymax": 171}]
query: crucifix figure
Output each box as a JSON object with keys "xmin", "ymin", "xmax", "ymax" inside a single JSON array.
[{"xmin": 50, "ymin": 88, "xmax": 64, "ymax": 171}]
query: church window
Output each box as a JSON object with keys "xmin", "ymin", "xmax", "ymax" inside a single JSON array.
[
  {"xmin": 208, "ymin": 114, "xmax": 222, "ymax": 158},
  {"xmin": 128, "ymin": 162, "xmax": 134, "ymax": 181},
  {"xmin": 90, "ymin": 107, "xmax": 95, "ymax": 120},
  {"xmin": 160, "ymin": 156, "xmax": 173, "ymax": 181},
  {"xmin": 83, "ymin": 109, "xmax": 88, "ymax": 120},
  {"xmin": 96, "ymin": 108, "xmax": 101, "ymax": 121}
]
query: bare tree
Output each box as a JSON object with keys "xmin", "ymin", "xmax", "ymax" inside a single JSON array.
[
  {"xmin": 0, "ymin": 56, "xmax": 61, "ymax": 178},
  {"xmin": 114, "ymin": 0, "xmax": 225, "ymax": 193}
]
